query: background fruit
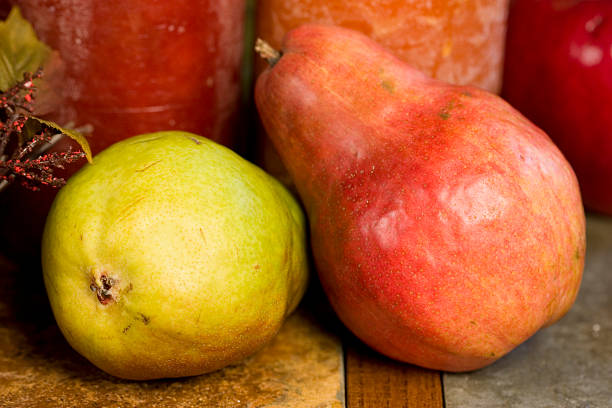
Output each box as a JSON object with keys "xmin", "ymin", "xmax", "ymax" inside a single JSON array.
[
  {"xmin": 503, "ymin": 0, "xmax": 612, "ymax": 213},
  {"xmin": 42, "ymin": 131, "xmax": 308, "ymax": 380},
  {"xmin": 256, "ymin": 25, "xmax": 585, "ymax": 372}
]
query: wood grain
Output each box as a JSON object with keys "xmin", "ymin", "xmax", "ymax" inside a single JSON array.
[{"xmin": 345, "ymin": 337, "xmax": 444, "ymax": 408}]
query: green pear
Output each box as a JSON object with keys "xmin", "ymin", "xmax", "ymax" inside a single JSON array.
[{"xmin": 41, "ymin": 131, "xmax": 309, "ymax": 380}]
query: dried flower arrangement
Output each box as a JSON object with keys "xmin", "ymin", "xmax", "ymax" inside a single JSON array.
[{"xmin": 0, "ymin": 7, "xmax": 91, "ymax": 193}]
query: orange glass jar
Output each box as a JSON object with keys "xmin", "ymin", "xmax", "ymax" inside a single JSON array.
[
  {"xmin": 256, "ymin": 0, "xmax": 509, "ymax": 93},
  {"xmin": 255, "ymin": 0, "xmax": 510, "ymax": 183}
]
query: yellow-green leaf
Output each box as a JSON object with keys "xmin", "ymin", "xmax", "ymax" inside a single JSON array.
[
  {"xmin": 0, "ymin": 6, "xmax": 51, "ymax": 91},
  {"xmin": 32, "ymin": 117, "xmax": 93, "ymax": 163}
]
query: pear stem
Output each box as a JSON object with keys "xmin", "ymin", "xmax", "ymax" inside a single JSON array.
[{"xmin": 255, "ymin": 39, "xmax": 282, "ymax": 67}]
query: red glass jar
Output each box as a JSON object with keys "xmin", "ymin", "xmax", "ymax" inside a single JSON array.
[
  {"xmin": 1, "ymin": 0, "xmax": 247, "ymax": 259},
  {"xmin": 13, "ymin": 0, "xmax": 246, "ymax": 151}
]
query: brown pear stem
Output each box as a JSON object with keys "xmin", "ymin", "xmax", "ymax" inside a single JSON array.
[{"xmin": 255, "ymin": 38, "xmax": 282, "ymax": 67}]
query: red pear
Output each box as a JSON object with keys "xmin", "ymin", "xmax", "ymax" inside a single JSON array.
[{"xmin": 255, "ymin": 24, "xmax": 585, "ymax": 372}]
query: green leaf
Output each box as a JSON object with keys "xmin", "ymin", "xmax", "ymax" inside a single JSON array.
[
  {"xmin": 21, "ymin": 115, "xmax": 44, "ymax": 146},
  {"xmin": 0, "ymin": 6, "xmax": 51, "ymax": 91},
  {"xmin": 32, "ymin": 117, "xmax": 93, "ymax": 163}
]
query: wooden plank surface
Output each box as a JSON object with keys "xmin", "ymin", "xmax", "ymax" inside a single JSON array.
[
  {"xmin": 345, "ymin": 337, "xmax": 444, "ymax": 408},
  {"xmin": 10, "ymin": 213, "xmax": 606, "ymax": 407},
  {"xmin": 0, "ymin": 256, "xmax": 345, "ymax": 408}
]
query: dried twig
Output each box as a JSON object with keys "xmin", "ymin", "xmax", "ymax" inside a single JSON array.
[{"xmin": 0, "ymin": 69, "xmax": 85, "ymax": 192}]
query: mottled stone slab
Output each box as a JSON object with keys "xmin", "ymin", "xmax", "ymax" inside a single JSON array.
[
  {"xmin": 444, "ymin": 214, "xmax": 612, "ymax": 408},
  {"xmin": 0, "ymin": 258, "xmax": 345, "ymax": 408}
]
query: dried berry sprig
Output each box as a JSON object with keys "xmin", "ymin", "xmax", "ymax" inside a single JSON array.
[{"xmin": 0, "ymin": 70, "xmax": 87, "ymax": 192}]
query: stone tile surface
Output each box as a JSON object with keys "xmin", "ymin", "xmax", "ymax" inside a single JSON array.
[{"xmin": 444, "ymin": 214, "xmax": 612, "ymax": 408}]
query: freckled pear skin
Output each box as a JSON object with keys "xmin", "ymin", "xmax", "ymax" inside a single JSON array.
[
  {"xmin": 41, "ymin": 132, "xmax": 309, "ymax": 380},
  {"xmin": 255, "ymin": 25, "xmax": 585, "ymax": 372}
]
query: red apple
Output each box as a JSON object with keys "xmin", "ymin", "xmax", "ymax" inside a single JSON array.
[{"xmin": 503, "ymin": 0, "xmax": 612, "ymax": 213}]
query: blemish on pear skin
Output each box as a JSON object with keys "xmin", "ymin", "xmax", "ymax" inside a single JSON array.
[
  {"xmin": 90, "ymin": 274, "xmax": 115, "ymax": 305},
  {"xmin": 381, "ymin": 79, "xmax": 395, "ymax": 93},
  {"xmin": 129, "ymin": 135, "xmax": 164, "ymax": 144},
  {"xmin": 135, "ymin": 159, "xmax": 162, "ymax": 172},
  {"xmin": 122, "ymin": 324, "xmax": 132, "ymax": 334},
  {"xmin": 115, "ymin": 197, "xmax": 146, "ymax": 223},
  {"xmin": 439, "ymin": 111, "xmax": 451, "ymax": 120},
  {"xmin": 138, "ymin": 313, "xmax": 151, "ymax": 325},
  {"xmin": 439, "ymin": 100, "xmax": 455, "ymax": 120},
  {"xmin": 188, "ymin": 136, "xmax": 202, "ymax": 145}
]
